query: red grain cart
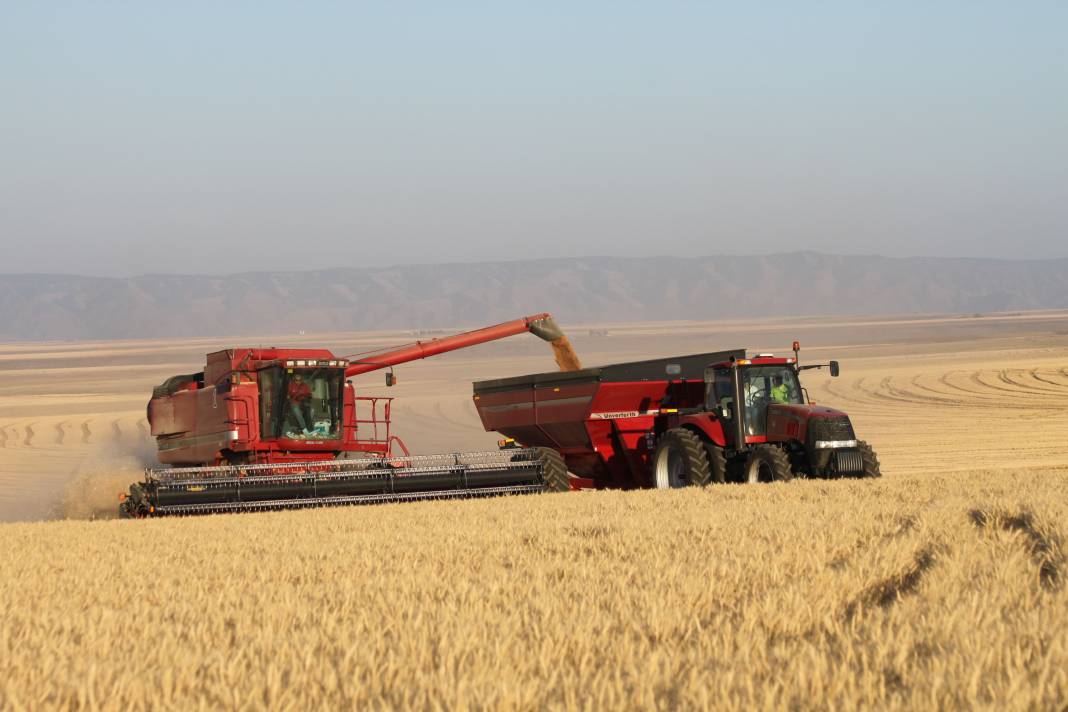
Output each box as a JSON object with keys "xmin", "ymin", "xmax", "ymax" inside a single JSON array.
[{"xmin": 472, "ymin": 346, "xmax": 880, "ymax": 491}]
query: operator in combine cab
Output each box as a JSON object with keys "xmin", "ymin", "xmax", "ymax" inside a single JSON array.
[{"xmin": 288, "ymin": 372, "xmax": 314, "ymax": 435}]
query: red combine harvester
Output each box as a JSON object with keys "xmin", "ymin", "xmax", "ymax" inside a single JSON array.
[
  {"xmin": 472, "ymin": 343, "xmax": 879, "ymax": 490},
  {"xmin": 121, "ymin": 313, "xmax": 578, "ymax": 517}
]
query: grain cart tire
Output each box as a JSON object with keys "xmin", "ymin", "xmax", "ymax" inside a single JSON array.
[
  {"xmin": 530, "ymin": 447, "xmax": 571, "ymax": 492},
  {"xmin": 703, "ymin": 442, "xmax": 728, "ymax": 484},
  {"xmin": 743, "ymin": 444, "xmax": 794, "ymax": 483},
  {"xmin": 856, "ymin": 441, "xmax": 881, "ymax": 478},
  {"xmin": 653, "ymin": 428, "xmax": 713, "ymax": 488}
]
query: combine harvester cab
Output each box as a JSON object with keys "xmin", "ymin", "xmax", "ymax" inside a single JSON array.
[
  {"xmin": 472, "ymin": 343, "xmax": 880, "ymax": 491},
  {"xmin": 147, "ymin": 349, "xmax": 382, "ymax": 467},
  {"xmin": 123, "ymin": 313, "xmax": 581, "ymax": 517}
]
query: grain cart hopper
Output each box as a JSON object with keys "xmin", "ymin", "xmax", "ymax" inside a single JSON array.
[
  {"xmin": 121, "ymin": 313, "xmax": 580, "ymax": 516},
  {"xmin": 472, "ymin": 343, "xmax": 879, "ymax": 491}
]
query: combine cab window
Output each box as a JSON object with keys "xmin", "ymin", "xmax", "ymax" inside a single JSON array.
[
  {"xmin": 259, "ymin": 367, "xmax": 344, "ymax": 440},
  {"xmin": 259, "ymin": 367, "xmax": 283, "ymax": 439}
]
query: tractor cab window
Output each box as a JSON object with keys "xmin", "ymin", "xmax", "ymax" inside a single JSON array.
[
  {"xmin": 707, "ymin": 368, "xmax": 736, "ymax": 414},
  {"xmin": 705, "ymin": 365, "xmax": 802, "ymax": 437},
  {"xmin": 742, "ymin": 366, "xmax": 802, "ymax": 435},
  {"xmin": 259, "ymin": 366, "xmax": 343, "ymax": 440}
]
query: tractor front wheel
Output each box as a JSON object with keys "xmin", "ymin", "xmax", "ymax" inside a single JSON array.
[
  {"xmin": 856, "ymin": 441, "xmax": 881, "ymax": 478},
  {"xmin": 703, "ymin": 443, "xmax": 728, "ymax": 484},
  {"xmin": 653, "ymin": 428, "xmax": 713, "ymax": 488},
  {"xmin": 743, "ymin": 445, "xmax": 794, "ymax": 483}
]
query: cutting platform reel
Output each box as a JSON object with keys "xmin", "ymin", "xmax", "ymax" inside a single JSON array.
[{"xmin": 121, "ymin": 450, "xmax": 548, "ymax": 517}]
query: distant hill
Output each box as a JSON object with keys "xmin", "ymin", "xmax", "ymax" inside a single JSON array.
[{"xmin": 2, "ymin": 252, "xmax": 1067, "ymax": 341}]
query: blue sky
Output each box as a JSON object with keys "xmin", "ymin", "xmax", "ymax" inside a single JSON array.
[{"xmin": 1, "ymin": 2, "xmax": 1065, "ymax": 275}]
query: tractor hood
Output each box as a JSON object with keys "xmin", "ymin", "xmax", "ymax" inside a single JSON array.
[
  {"xmin": 766, "ymin": 403, "xmax": 854, "ymax": 445},
  {"xmin": 769, "ymin": 403, "xmax": 849, "ymax": 420}
]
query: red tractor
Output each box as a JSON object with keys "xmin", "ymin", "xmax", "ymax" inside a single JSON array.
[{"xmin": 472, "ymin": 343, "xmax": 880, "ymax": 490}]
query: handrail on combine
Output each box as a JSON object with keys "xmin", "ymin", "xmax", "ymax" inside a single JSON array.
[{"xmin": 353, "ymin": 396, "xmax": 392, "ymax": 444}]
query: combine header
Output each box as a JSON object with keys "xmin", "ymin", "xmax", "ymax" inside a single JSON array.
[{"xmin": 121, "ymin": 314, "xmax": 577, "ymax": 517}]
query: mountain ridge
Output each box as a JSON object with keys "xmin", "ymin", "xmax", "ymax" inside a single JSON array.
[{"xmin": 2, "ymin": 253, "xmax": 1067, "ymax": 341}]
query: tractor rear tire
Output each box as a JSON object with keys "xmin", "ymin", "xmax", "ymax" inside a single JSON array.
[
  {"xmin": 653, "ymin": 428, "xmax": 713, "ymax": 488},
  {"xmin": 530, "ymin": 447, "xmax": 571, "ymax": 492},
  {"xmin": 856, "ymin": 441, "xmax": 881, "ymax": 478},
  {"xmin": 703, "ymin": 443, "xmax": 728, "ymax": 484},
  {"xmin": 743, "ymin": 445, "xmax": 794, "ymax": 483}
]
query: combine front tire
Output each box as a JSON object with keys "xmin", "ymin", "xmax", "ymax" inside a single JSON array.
[
  {"xmin": 653, "ymin": 429, "xmax": 713, "ymax": 488},
  {"xmin": 743, "ymin": 445, "xmax": 793, "ymax": 483},
  {"xmin": 856, "ymin": 441, "xmax": 881, "ymax": 478},
  {"xmin": 531, "ymin": 447, "xmax": 571, "ymax": 492}
]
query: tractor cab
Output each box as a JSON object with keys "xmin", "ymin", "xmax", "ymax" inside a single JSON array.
[
  {"xmin": 706, "ymin": 359, "xmax": 805, "ymax": 436},
  {"xmin": 705, "ymin": 356, "xmax": 807, "ymax": 437},
  {"xmin": 704, "ymin": 344, "xmax": 842, "ymax": 447}
]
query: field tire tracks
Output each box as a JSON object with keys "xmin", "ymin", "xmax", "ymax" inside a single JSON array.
[
  {"xmin": 938, "ymin": 370, "xmax": 994, "ymax": 399},
  {"xmin": 998, "ymin": 369, "xmax": 1063, "ymax": 395},
  {"xmin": 844, "ymin": 544, "xmax": 940, "ymax": 621},
  {"xmin": 829, "ymin": 513, "xmax": 919, "ymax": 571},
  {"xmin": 969, "ymin": 509, "xmax": 1064, "ymax": 591},
  {"xmin": 970, "ymin": 370, "xmax": 1032, "ymax": 397},
  {"xmin": 1031, "ymin": 369, "xmax": 1068, "ymax": 387},
  {"xmin": 908, "ymin": 374, "xmax": 967, "ymax": 405}
]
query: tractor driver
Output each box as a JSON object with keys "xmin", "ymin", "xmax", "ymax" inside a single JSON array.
[
  {"xmin": 287, "ymin": 372, "xmax": 314, "ymax": 435},
  {"xmin": 770, "ymin": 374, "xmax": 790, "ymax": 404}
]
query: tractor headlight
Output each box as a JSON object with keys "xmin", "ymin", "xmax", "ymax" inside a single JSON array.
[{"xmin": 813, "ymin": 439, "xmax": 857, "ymax": 449}]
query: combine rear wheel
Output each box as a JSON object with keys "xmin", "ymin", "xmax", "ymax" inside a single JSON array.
[
  {"xmin": 743, "ymin": 445, "xmax": 793, "ymax": 483},
  {"xmin": 653, "ymin": 428, "xmax": 713, "ymax": 488},
  {"xmin": 530, "ymin": 447, "xmax": 571, "ymax": 492},
  {"xmin": 856, "ymin": 441, "xmax": 881, "ymax": 478}
]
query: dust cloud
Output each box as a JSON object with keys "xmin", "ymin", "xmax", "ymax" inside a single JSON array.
[{"xmin": 53, "ymin": 441, "xmax": 155, "ymax": 520}]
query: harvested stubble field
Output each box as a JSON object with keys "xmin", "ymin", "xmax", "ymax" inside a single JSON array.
[{"xmin": 1, "ymin": 312, "xmax": 1068, "ymax": 709}]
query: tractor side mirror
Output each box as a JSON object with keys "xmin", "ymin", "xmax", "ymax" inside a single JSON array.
[
  {"xmin": 829, "ymin": 361, "xmax": 840, "ymax": 378},
  {"xmin": 385, "ymin": 372, "xmax": 396, "ymax": 387}
]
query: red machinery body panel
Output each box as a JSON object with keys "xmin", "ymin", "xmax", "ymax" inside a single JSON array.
[
  {"xmin": 474, "ymin": 349, "xmax": 856, "ymax": 489},
  {"xmin": 474, "ymin": 350, "xmax": 744, "ymax": 488},
  {"xmin": 765, "ymin": 402, "xmax": 848, "ymax": 444},
  {"xmin": 146, "ymin": 314, "xmax": 564, "ymax": 468},
  {"xmin": 147, "ymin": 347, "xmax": 393, "ymax": 466}
]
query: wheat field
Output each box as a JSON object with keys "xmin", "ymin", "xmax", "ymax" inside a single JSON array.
[{"xmin": 1, "ymin": 313, "xmax": 1067, "ymax": 709}]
